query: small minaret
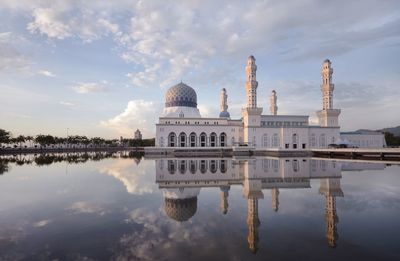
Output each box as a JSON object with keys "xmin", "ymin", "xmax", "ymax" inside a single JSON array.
[
  {"xmin": 316, "ymin": 59, "xmax": 341, "ymax": 127},
  {"xmin": 271, "ymin": 188, "xmax": 279, "ymax": 212},
  {"xmin": 245, "ymin": 55, "xmax": 258, "ymax": 108},
  {"xmin": 269, "ymin": 90, "xmax": 278, "ymax": 115},
  {"xmin": 219, "ymin": 88, "xmax": 230, "ymax": 118}
]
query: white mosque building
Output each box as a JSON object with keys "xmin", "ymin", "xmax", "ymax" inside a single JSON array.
[{"xmin": 153, "ymin": 56, "xmax": 385, "ymax": 151}]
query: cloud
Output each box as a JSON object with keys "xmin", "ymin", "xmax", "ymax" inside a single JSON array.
[
  {"xmin": 100, "ymin": 100, "xmax": 159, "ymax": 137},
  {"xmin": 67, "ymin": 201, "xmax": 106, "ymax": 216},
  {"xmin": 33, "ymin": 219, "xmax": 52, "ymax": 228},
  {"xmin": 38, "ymin": 70, "xmax": 56, "ymax": 77},
  {"xmin": 59, "ymin": 101, "xmax": 75, "ymax": 107},
  {"xmin": 72, "ymin": 81, "xmax": 107, "ymax": 94},
  {"xmin": 26, "ymin": 5, "xmax": 122, "ymax": 42},
  {"xmin": 0, "ymin": 32, "xmax": 30, "ymax": 72},
  {"xmin": 99, "ymin": 159, "xmax": 157, "ymax": 195},
  {"xmin": 27, "ymin": 7, "xmax": 72, "ymax": 39}
]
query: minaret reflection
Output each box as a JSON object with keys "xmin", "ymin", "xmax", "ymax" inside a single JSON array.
[
  {"xmin": 154, "ymin": 158, "xmax": 356, "ymax": 252},
  {"xmin": 247, "ymin": 197, "xmax": 260, "ymax": 253},
  {"xmin": 271, "ymin": 188, "xmax": 279, "ymax": 212},
  {"xmin": 319, "ymin": 178, "xmax": 344, "ymax": 247},
  {"xmin": 220, "ymin": 186, "xmax": 230, "ymax": 214}
]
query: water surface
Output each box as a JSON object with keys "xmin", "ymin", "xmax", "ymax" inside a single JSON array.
[{"xmin": 0, "ymin": 153, "xmax": 399, "ymax": 260}]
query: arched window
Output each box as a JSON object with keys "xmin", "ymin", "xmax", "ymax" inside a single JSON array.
[
  {"xmin": 292, "ymin": 133, "xmax": 298, "ymax": 149},
  {"xmin": 319, "ymin": 134, "xmax": 326, "ymax": 147},
  {"xmin": 200, "ymin": 160, "xmax": 207, "ymax": 173},
  {"xmin": 220, "ymin": 160, "xmax": 227, "ymax": 173},
  {"xmin": 310, "ymin": 134, "xmax": 316, "ymax": 147},
  {"xmin": 272, "ymin": 133, "xmax": 279, "ymax": 147},
  {"xmin": 168, "ymin": 132, "xmax": 176, "ymax": 147},
  {"xmin": 200, "ymin": 133, "xmax": 207, "ymax": 147},
  {"xmin": 167, "ymin": 160, "xmax": 176, "ymax": 174},
  {"xmin": 210, "ymin": 160, "xmax": 217, "ymax": 173},
  {"xmin": 189, "ymin": 160, "xmax": 197, "ymax": 174},
  {"xmin": 178, "ymin": 132, "xmax": 186, "ymax": 147},
  {"xmin": 262, "ymin": 134, "xmax": 268, "ymax": 147},
  {"xmin": 189, "ymin": 132, "xmax": 197, "ymax": 147},
  {"xmin": 178, "ymin": 160, "xmax": 186, "ymax": 174},
  {"xmin": 220, "ymin": 133, "xmax": 227, "ymax": 147},
  {"xmin": 210, "ymin": 132, "xmax": 217, "ymax": 147}
]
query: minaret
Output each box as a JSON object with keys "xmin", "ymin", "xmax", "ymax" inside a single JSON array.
[
  {"xmin": 271, "ymin": 188, "xmax": 279, "ymax": 212},
  {"xmin": 316, "ymin": 59, "xmax": 341, "ymax": 127},
  {"xmin": 247, "ymin": 198, "xmax": 260, "ymax": 254},
  {"xmin": 319, "ymin": 178, "xmax": 344, "ymax": 248},
  {"xmin": 322, "ymin": 59, "xmax": 334, "ymax": 110},
  {"xmin": 246, "ymin": 56, "xmax": 258, "ymax": 108},
  {"xmin": 219, "ymin": 88, "xmax": 230, "ymax": 118},
  {"xmin": 220, "ymin": 186, "xmax": 230, "ymax": 214},
  {"xmin": 269, "ymin": 90, "xmax": 278, "ymax": 115},
  {"xmin": 242, "ymin": 56, "xmax": 263, "ymax": 146}
]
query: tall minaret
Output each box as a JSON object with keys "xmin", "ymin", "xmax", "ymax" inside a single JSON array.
[
  {"xmin": 242, "ymin": 56, "xmax": 263, "ymax": 145},
  {"xmin": 322, "ymin": 59, "xmax": 334, "ymax": 110},
  {"xmin": 269, "ymin": 90, "xmax": 278, "ymax": 115},
  {"xmin": 316, "ymin": 59, "xmax": 341, "ymax": 128},
  {"xmin": 219, "ymin": 88, "xmax": 230, "ymax": 118},
  {"xmin": 246, "ymin": 56, "xmax": 258, "ymax": 108}
]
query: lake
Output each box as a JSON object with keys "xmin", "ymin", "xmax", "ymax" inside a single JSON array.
[{"xmin": 0, "ymin": 152, "xmax": 399, "ymax": 260}]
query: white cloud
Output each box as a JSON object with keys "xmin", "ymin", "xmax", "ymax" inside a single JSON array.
[
  {"xmin": 67, "ymin": 201, "xmax": 106, "ymax": 216},
  {"xmin": 72, "ymin": 81, "xmax": 106, "ymax": 94},
  {"xmin": 27, "ymin": 7, "xmax": 72, "ymax": 40},
  {"xmin": 38, "ymin": 69, "xmax": 56, "ymax": 77},
  {"xmin": 0, "ymin": 32, "xmax": 31, "ymax": 72},
  {"xmin": 99, "ymin": 159, "xmax": 156, "ymax": 195},
  {"xmin": 59, "ymin": 101, "xmax": 75, "ymax": 107},
  {"xmin": 100, "ymin": 100, "xmax": 159, "ymax": 137},
  {"xmin": 33, "ymin": 219, "xmax": 52, "ymax": 228}
]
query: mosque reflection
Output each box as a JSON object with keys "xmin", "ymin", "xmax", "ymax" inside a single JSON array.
[{"xmin": 155, "ymin": 157, "xmax": 386, "ymax": 253}]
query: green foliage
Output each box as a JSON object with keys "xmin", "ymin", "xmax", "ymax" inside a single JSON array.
[
  {"xmin": 384, "ymin": 132, "xmax": 400, "ymax": 147},
  {"xmin": 0, "ymin": 129, "xmax": 11, "ymax": 144}
]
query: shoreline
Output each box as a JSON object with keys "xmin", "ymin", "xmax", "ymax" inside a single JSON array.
[{"xmin": 0, "ymin": 146, "xmax": 144, "ymax": 155}]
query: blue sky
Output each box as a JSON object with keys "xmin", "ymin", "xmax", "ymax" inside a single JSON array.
[{"xmin": 0, "ymin": 0, "xmax": 399, "ymax": 138}]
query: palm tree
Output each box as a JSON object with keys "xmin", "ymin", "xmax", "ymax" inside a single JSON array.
[
  {"xmin": 25, "ymin": 136, "xmax": 33, "ymax": 148},
  {"xmin": 16, "ymin": 135, "xmax": 26, "ymax": 148}
]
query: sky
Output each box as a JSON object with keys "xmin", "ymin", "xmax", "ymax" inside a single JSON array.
[{"xmin": 0, "ymin": 0, "xmax": 399, "ymax": 139}]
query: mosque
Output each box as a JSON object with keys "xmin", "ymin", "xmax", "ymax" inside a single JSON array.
[{"xmin": 152, "ymin": 56, "xmax": 385, "ymax": 151}]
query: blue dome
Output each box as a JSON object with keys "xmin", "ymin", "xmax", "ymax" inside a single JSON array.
[
  {"xmin": 219, "ymin": 111, "xmax": 230, "ymax": 118},
  {"xmin": 165, "ymin": 82, "xmax": 197, "ymax": 108}
]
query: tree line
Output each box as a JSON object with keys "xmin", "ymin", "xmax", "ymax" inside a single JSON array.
[
  {"xmin": 0, "ymin": 129, "xmax": 154, "ymax": 148},
  {"xmin": 0, "ymin": 151, "xmax": 144, "ymax": 175},
  {"xmin": 384, "ymin": 132, "xmax": 400, "ymax": 147}
]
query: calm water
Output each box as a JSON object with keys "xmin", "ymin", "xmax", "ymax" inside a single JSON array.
[{"xmin": 0, "ymin": 152, "xmax": 399, "ymax": 261}]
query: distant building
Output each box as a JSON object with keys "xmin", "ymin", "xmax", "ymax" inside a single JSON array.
[
  {"xmin": 134, "ymin": 129, "xmax": 142, "ymax": 140},
  {"xmin": 340, "ymin": 130, "xmax": 387, "ymax": 148}
]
